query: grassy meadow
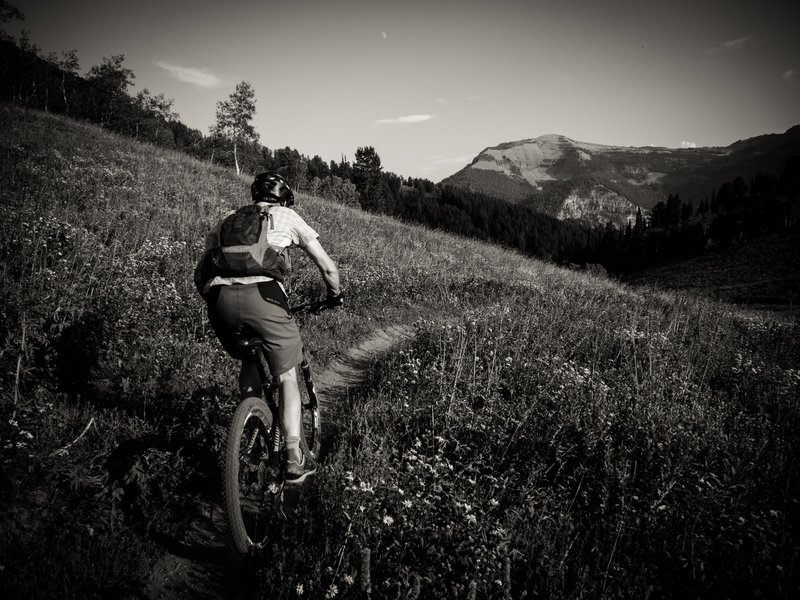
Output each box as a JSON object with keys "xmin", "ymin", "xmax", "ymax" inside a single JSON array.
[
  {"xmin": 1, "ymin": 103, "xmax": 799, "ymax": 599},
  {"xmin": 627, "ymin": 233, "xmax": 800, "ymax": 315}
]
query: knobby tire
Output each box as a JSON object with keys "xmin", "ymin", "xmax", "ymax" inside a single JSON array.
[
  {"xmin": 225, "ymin": 391, "xmax": 322, "ymax": 554},
  {"xmin": 224, "ymin": 396, "xmax": 275, "ymax": 555}
]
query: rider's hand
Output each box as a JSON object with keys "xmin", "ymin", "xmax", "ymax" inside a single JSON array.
[{"xmin": 325, "ymin": 290, "xmax": 344, "ymax": 309}]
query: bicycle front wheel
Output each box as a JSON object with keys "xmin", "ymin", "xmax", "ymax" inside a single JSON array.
[
  {"xmin": 224, "ymin": 396, "xmax": 281, "ymax": 554},
  {"xmin": 298, "ymin": 362, "xmax": 322, "ymax": 460}
]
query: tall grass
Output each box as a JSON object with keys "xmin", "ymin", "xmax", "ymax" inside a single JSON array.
[{"xmin": 1, "ymin": 104, "xmax": 798, "ymax": 599}]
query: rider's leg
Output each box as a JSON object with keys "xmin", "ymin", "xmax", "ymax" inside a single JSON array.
[{"xmin": 278, "ymin": 368, "xmax": 303, "ymax": 463}]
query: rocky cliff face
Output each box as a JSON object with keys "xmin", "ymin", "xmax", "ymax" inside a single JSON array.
[
  {"xmin": 469, "ymin": 135, "xmax": 579, "ymax": 188},
  {"xmin": 557, "ymin": 184, "xmax": 642, "ymax": 229}
]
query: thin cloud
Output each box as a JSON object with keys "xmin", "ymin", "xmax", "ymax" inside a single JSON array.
[
  {"xmin": 430, "ymin": 154, "xmax": 474, "ymax": 165},
  {"xmin": 708, "ymin": 34, "xmax": 753, "ymax": 55},
  {"xmin": 723, "ymin": 34, "xmax": 752, "ymax": 49},
  {"xmin": 374, "ymin": 114, "xmax": 434, "ymax": 124},
  {"xmin": 420, "ymin": 154, "xmax": 475, "ymax": 175},
  {"xmin": 680, "ymin": 141, "xmax": 697, "ymax": 149},
  {"xmin": 155, "ymin": 61, "xmax": 221, "ymax": 88},
  {"xmin": 434, "ymin": 98, "xmax": 446, "ymax": 105},
  {"xmin": 783, "ymin": 69, "xmax": 795, "ymax": 82}
]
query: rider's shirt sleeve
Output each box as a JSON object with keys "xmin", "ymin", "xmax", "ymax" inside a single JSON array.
[
  {"xmin": 269, "ymin": 207, "xmax": 318, "ymax": 248},
  {"xmin": 290, "ymin": 211, "xmax": 319, "ymax": 247}
]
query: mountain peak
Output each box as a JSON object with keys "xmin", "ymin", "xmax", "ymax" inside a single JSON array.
[
  {"xmin": 535, "ymin": 133, "xmax": 573, "ymax": 143},
  {"xmin": 442, "ymin": 126, "xmax": 800, "ymax": 228}
]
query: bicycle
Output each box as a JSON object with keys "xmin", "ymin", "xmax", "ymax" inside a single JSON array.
[{"xmin": 224, "ymin": 299, "xmax": 332, "ymax": 555}]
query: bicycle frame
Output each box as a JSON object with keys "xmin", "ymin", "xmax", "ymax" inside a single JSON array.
[
  {"xmin": 249, "ymin": 345, "xmax": 319, "ymax": 413},
  {"xmin": 225, "ymin": 299, "xmax": 330, "ymax": 553}
]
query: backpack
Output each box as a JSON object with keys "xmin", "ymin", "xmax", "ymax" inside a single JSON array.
[{"xmin": 209, "ymin": 204, "xmax": 287, "ymax": 281}]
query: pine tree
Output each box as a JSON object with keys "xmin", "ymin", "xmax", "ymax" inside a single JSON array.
[{"xmin": 353, "ymin": 146, "xmax": 385, "ymax": 211}]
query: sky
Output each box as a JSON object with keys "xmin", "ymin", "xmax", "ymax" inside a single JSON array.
[{"xmin": 7, "ymin": 0, "xmax": 800, "ymax": 182}]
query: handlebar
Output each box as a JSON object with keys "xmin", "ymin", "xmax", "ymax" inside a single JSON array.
[{"xmin": 291, "ymin": 298, "xmax": 341, "ymax": 316}]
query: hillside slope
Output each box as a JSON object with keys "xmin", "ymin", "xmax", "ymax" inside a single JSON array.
[
  {"xmin": 1, "ymin": 104, "xmax": 799, "ymax": 600},
  {"xmin": 442, "ymin": 127, "xmax": 800, "ymax": 227},
  {"xmin": 626, "ymin": 232, "xmax": 800, "ymax": 313}
]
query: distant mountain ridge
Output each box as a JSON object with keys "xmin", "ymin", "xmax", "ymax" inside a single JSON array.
[{"xmin": 441, "ymin": 126, "xmax": 800, "ymax": 228}]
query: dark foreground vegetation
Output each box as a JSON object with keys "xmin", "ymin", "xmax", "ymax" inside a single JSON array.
[{"xmin": 1, "ymin": 105, "xmax": 799, "ymax": 599}]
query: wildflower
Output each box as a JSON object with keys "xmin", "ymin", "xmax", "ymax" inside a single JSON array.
[
  {"xmin": 466, "ymin": 514, "xmax": 477, "ymax": 525},
  {"xmin": 325, "ymin": 584, "xmax": 338, "ymax": 598},
  {"xmin": 383, "ymin": 515, "xmax": 394, "ymax": 526},
  {"xmin": 490, "ymin": 499, "xmax": 499, "ymax": 507},
  {"xmin": 343, "ymin": 575, "xmax": 354, "ymax": 586},
  {"xmin": 296, "ymin": 584, "xmax": 304, "ymax": 595},
  {"xmin": 403, "ymin": 500, "xmax": 413, "ymax": 509}
]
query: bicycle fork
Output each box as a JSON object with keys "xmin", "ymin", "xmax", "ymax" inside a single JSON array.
[{"xmin": 300, "ymin": 351, "xmax": 318, "ymax": 410}]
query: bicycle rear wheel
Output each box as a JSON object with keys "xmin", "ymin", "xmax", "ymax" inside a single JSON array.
[{"xmin": 224, "ymin": 396, "xmax": 282, "ymax": 554}]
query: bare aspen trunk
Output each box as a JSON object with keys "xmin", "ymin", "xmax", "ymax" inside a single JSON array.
[{"xmin": 62, "ymin": 72, "xmax": 69, "ymax": 114}]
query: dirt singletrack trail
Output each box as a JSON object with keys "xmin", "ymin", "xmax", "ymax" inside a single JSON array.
[
  {"xmin": 312, "ymin": 323, "xmax": 415, "ymax": 409},
  {"xmin": 143, "ymin": 323, "xmax": 416, "ymax": 599}
]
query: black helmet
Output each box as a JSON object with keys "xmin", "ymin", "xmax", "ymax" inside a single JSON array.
[{"xmin": 251, "ymin": 172, "xmax": 295, "ymax": 206}]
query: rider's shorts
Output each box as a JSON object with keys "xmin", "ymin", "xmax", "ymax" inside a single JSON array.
[{"xmin": 205, "ymin": 281, "xmax": 302, "ymax": 376}]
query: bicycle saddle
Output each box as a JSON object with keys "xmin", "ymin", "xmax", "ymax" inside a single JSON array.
[{"xmin": 232, "ymin": 325, "xmax": 264, "ymax": 350}]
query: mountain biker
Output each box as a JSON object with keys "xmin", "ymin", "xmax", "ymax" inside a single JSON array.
[{"xmin": 194, "ymin": 172, "xmax": 343, "ymax": 484}]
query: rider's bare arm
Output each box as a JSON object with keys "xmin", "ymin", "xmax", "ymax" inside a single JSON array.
[{"xmin": 302, "ymin": 238, "xmax": 341, "ymax": 296}]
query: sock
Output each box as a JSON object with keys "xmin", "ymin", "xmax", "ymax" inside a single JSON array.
[{"xmin": 285, "ymin": 436, "xmax": 301, "ymax": 462}]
